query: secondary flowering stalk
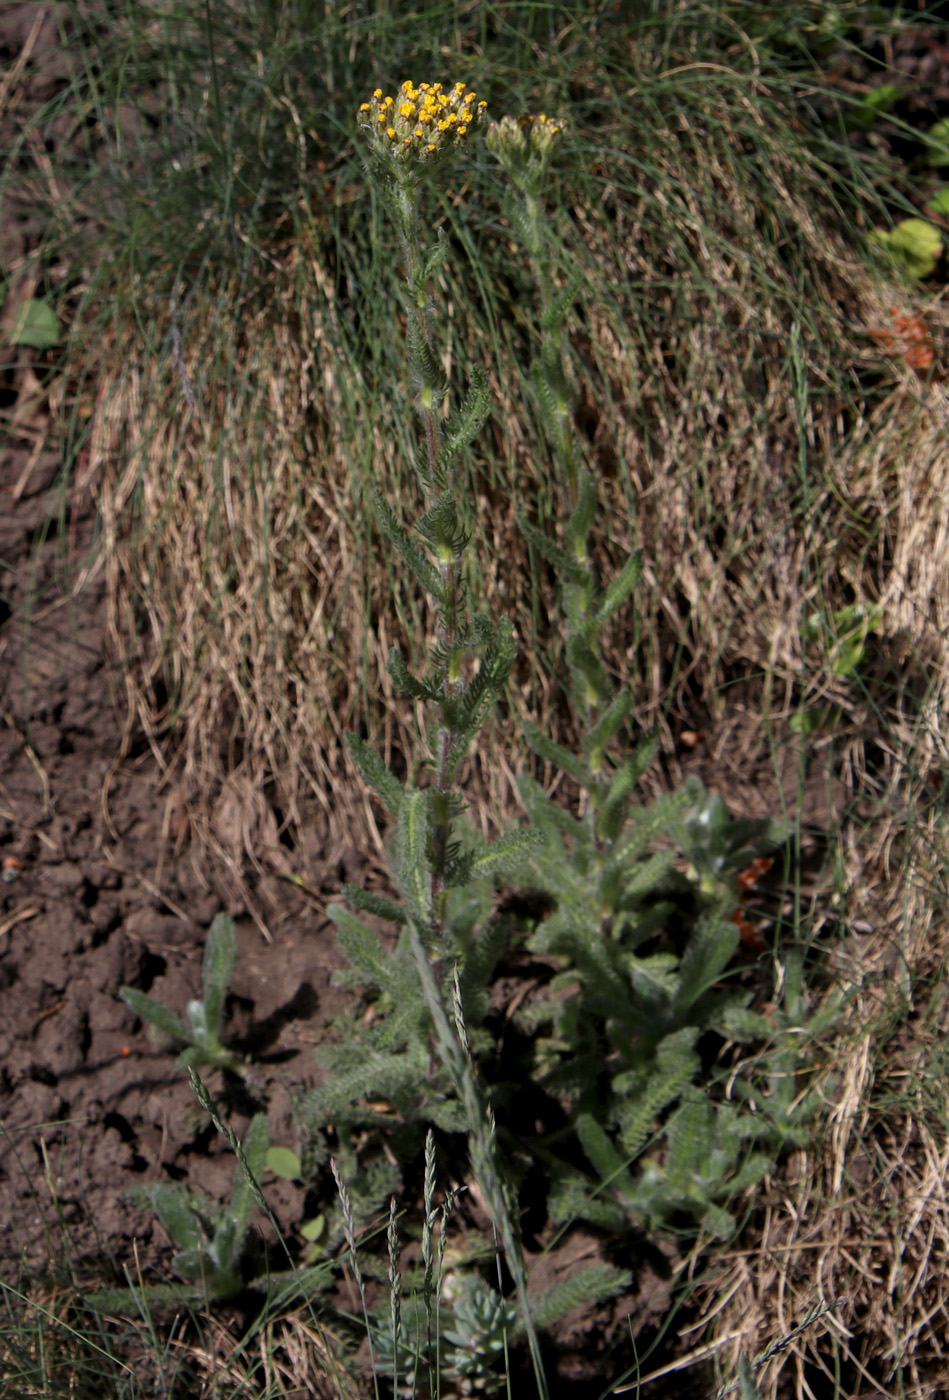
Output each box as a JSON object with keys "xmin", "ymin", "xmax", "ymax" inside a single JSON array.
[
  {"xmin": 487, "ymin": 114, "xmax": 574, "ymax": 501},
  {"xmin": 489, "ymin": 112, "xmax": 628, "ymax": 726}
]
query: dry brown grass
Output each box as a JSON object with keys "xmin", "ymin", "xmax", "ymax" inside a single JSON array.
[
  {"xmin": 684, "ymin": 801, "xmax": 949, "ymax": 1400},
  {"xmin": 79, "ymin": 168, "xmax": 949, "ymax": 872}
]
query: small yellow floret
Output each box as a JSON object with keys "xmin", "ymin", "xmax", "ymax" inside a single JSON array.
[
  {"xmin": 399, "ymin": 101, "xmax": 415, "ymax": 117},
  {"xmin": 458, "ymin": 125, "xmax": 468, "ymax": 136},
  {"xmin": 387, "ymin": 127, "xmax": 396, "ymax": 139},
  {"xmin": 373, "ymin": 88, "xmax": 382, "ymax": 99}
]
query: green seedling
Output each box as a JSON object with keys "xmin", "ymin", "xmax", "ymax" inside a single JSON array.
[
  {"xmin": 119, "ymin": 912, "xmax": 249, "ymax": 1076},
  {"xmin": 791, "ymin": 601, "xmax": 879, "ymax": 733},
  {"xmin": 869, "ymin": 217, "xmax": 943, "ymax": 279},
  {"xmin": 802, "ymin": 601, "xmax": 878, "ymax": 682},
  {"xmin": 845, "ymin": 83, "xmax": 901, "ymax": 132},
  {"xmin": 89, "ymin": 1113, "xmax": 270, "ymax": 1308},
  {"xmin": 925, "ymin": 116, "xmax": 949, "ymax": 168},
  {"xmin": 363, "ymin": 1135, "xmax": 628, "ymax": 1399}
]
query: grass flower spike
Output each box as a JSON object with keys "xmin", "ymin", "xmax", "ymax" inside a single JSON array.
[{"xmin": 358, "ymin": 80, "xmax": 488, "ymax": 179}]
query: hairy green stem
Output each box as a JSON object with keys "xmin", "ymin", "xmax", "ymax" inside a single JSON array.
[
  {"xmin": 522, "ymin": 188, "xmax": 577, "ymax": 505},
  {"xmin": 393, "ymin": 175, "xmax": 467, "ymax": 931}
]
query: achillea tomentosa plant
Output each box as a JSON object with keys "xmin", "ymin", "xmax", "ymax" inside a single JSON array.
[
  {"xmin": 111, "ymin": 77, "xmax": 830, "ymax": 1394},
  {"xmin": 313, "ymin": 80, "xmax": 829, "ymax": 1273}
]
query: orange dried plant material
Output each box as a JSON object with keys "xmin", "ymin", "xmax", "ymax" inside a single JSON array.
[
  {"xmin": 731, "ymin": 906, "xmax": 766, "ymax": 952},
  {"xmin": 736, "ymin": 855, "xmax": 773, "ymax": 891},
  {"xmin": 869, "ymin": 306, "xmax": 936, "ymax": 376},
  {"xmin": 730, "ymin": 856, "xmax": 774, "ymax": 951}
]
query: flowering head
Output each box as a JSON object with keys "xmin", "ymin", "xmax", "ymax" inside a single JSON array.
[
  {"xmin": 357, "ymin": 80, "xmax": 488, "ymax": 182},
  {"xmin": 486, "ymin": 112, "xmax": 568, "ymax": 193}
]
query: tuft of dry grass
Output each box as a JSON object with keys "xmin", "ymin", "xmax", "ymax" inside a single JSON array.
[
  {"xmin": 79, "ymin": 89, "xmax": 949, "ymax": 870},
  {"xmin": 684, "ymin": 800, "xmax": 949, "ymax": 1400}
]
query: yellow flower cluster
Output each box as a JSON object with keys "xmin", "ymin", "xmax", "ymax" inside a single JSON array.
[
  {"xmin": 358, "ymin": 80, "xmax": 488, "ymax": 167},
  {"xmin": 486, "ymin": 112, "xmax": 568, "ymax": 175}
]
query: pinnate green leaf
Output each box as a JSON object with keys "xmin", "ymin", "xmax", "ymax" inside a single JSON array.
[
  {"xmin": 522, "ymin": 719, "xmax": 591, "ymax": 785},
  {"xmin": 593, "ymin": 550, "xmax": 642, "ymax": 628},
  {"xmin": 345, "ymin": 732, "xmax": 404, "ymax": 815}
]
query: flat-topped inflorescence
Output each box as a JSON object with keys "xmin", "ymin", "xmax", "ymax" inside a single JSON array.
[
  {"xmin": 358, "ymin": 80, "xmax": 488, "ymax": 176},
  {"xmin": 486, "ymin": 113, "xmax": 568, "ymax": 194}
]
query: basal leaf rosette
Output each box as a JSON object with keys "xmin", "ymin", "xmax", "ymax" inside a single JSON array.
[{"xmin": 358, "ymin": 81, "xmax": 488, "ymax": 181}]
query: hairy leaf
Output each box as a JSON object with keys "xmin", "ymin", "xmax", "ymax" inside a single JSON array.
[
  {"xmin": 395, "ymin": 789, "xmax": 433, "ymax": 924},
  {"xmin": 436, "ymin": 367, "xmax": 492, "ymax": 477},
  {"xmin": 468, "ymin": 828, "xmax": 545, "ymax": 878},
  {"xmin": 341, "ymin": 883, "xmax": 408, "ymax": 927},
  {"xmin": 202, "ymin": 913, "xmax": 237, "ymax": 1040},
  {"xmin": 517, "ymin": 511, "xmax": 587, "ymax": 585},
  {"xmin": 576, "ymin": 1113, "xmax": 637, "ymax": 1202},
  {"xmin": 345, "ymin": 731, "xmax": 404, "ymax": 816},
  {"xmin": 119, "ymin": 987, "xmax": 190, "ymax": 1044},
  {"xmin": 388, "ymin": 646, "xmax": 442, "ymax": 702},
  {"xmin": 593, "ymin": 550, "xmax": 643, "ymax": 628},
  {"xmin": 521, "ymin": 720, "xmax": 590, "ymax": 786},
  {"xmin": 372, "ymin": 489, "xmax": 443, "ymax": 599},
  {"xmin": 583, "ymin": 689, "xmax": 632, "ymax": 773}
]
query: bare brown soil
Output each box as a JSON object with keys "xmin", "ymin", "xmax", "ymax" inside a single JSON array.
[{"xmin": 0, "ymin": 426, "xmax": 366, "ymax": 1275}]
